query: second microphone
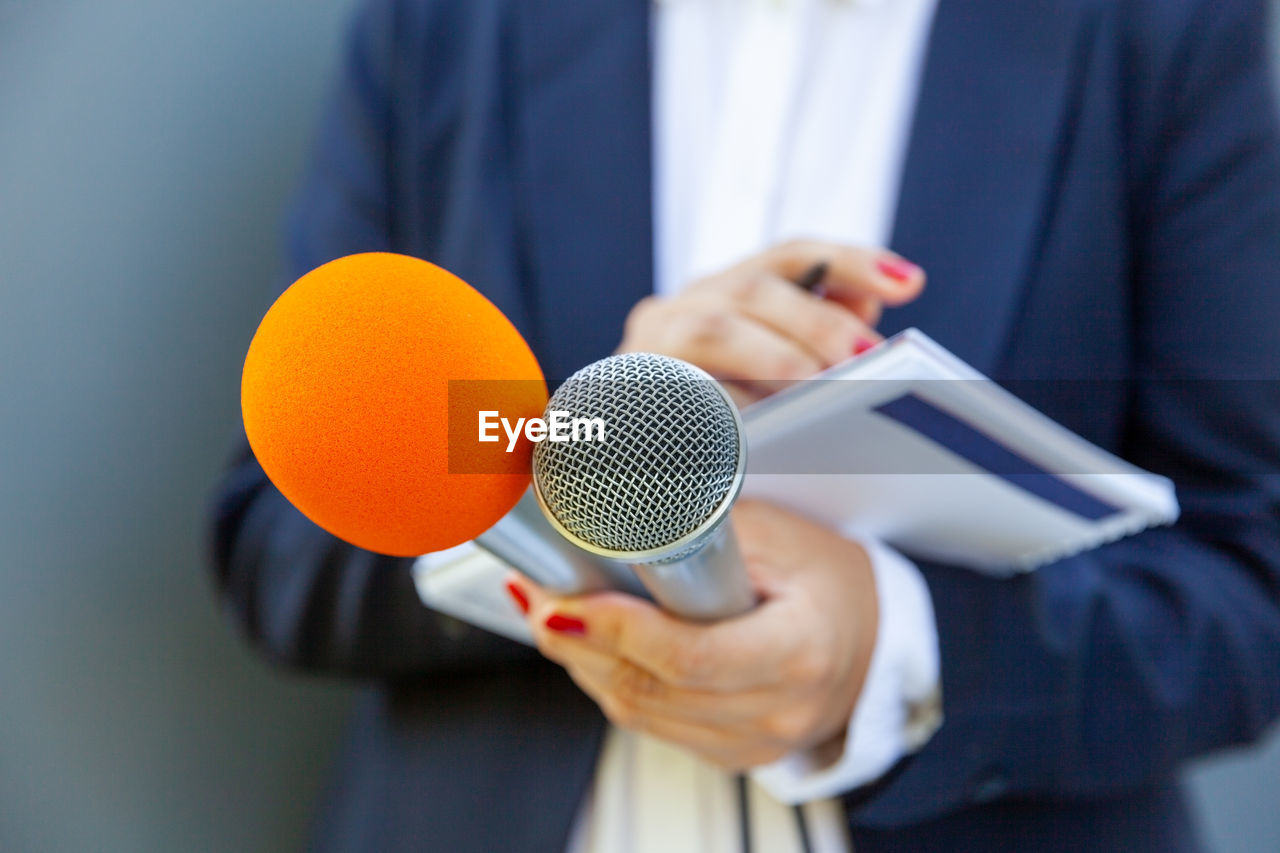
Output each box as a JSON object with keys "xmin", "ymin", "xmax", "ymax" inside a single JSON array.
[{"xmin": 531, "ymin": 352, "xmax": 756, "ymax": 621}]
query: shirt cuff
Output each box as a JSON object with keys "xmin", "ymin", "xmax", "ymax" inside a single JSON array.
[{"xmin": 751, "ymin": 536, "xmax": 942, "ymax": 804}]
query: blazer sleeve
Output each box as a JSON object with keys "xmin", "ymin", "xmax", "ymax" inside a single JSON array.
[
  {"xmin": 208, "ymin": 0, "xmax": 539, "ymax": 679},
  {"xmin": 854, "ymin": 0, "xmax": 1280, "ymax": 826}
]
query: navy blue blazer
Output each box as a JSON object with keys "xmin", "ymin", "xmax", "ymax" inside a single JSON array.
[{"xmin": 210, "ymin": 0, "xmax": 1280, "ymax": 850}]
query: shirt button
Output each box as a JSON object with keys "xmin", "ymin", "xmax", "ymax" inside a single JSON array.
[{"xmin": 971, "ymin": 768, "xmax": 1010, "ymax": 803}]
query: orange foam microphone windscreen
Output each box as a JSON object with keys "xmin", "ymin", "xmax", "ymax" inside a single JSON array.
[{"xmin": 241, "ymin": 252, "xmax": 548, "ymax": 556}]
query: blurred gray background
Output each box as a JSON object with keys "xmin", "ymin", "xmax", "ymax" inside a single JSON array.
[{"xmin": 0, "ymin": 1, "xmax": 1277, "ymax": 851}]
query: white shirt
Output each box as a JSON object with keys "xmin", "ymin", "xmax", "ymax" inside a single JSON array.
[
  {"xmin": 570, "ymin": 0, "xmax": 942, "ymax": 850},
  {"xmin": 655, "ymin": 0, "xmax": 940, "ymax": 292}
]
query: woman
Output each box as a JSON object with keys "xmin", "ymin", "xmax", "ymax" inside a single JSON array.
[{"xmin": 210, "ymin": 0, "xmax": 1280, "ymax": 850}]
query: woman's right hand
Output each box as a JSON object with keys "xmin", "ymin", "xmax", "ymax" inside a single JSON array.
[{"xmin": 617, "ymin": 240, "xmax": 925, "ymax": 404}]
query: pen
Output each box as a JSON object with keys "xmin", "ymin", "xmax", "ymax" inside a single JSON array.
[
  {"xmin": 794, "ymin": 261, "xmax": 828, "ymax": 293},
  {"xmin": 795, "ymin": 259, "xmax": 879, "ymax": 356}
]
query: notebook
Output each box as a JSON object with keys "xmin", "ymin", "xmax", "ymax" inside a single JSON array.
[
  {"xmin": 740, "ymin": 328, "xmax": 1178, "ymax": 574},
  {"xmin": 415, "ymin": 328, "xmax": 1179, "ymax": 635}
]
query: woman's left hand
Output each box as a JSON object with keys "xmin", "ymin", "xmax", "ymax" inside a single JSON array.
[{"xmin": 508, "ymin": 499, "xmax": 879, "ymax": 772}]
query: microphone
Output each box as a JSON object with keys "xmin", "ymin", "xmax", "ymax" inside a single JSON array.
[
  {"xmin": 475, "ymin": 489, "xmax": 645, "ymax": 596},
  {"xmin": 531, "ymin": 352, "xmax": 757, "ymax": 621},
  {"xmin": 240, "ymin": 252, "xmax": 639, "ymax": 595}
]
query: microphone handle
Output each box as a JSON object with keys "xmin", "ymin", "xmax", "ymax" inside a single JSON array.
[
  {"xmin": 477, "ymin": 490, "xmax": 649, "ymax": 598},
  {"xmin": 633, "ymin": 522, "xmax": 756, "ymax": 622}
]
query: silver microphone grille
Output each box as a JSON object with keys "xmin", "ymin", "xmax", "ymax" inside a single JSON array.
[{"xmin": 532, "ymin": 353, "xmax": 743, "ymax": 557}]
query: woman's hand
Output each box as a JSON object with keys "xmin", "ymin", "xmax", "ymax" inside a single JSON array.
[
  {"xmin": 619, "ymin": 240, "xmax": 924, "ymax": 404},
  {"xmin": 507, "ymin": 500, "xmax": 879, "ymax": 772}
]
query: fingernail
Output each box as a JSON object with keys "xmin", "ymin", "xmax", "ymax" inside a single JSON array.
[
  {"xmin": 545, "ymin": 613, "xmax": 587, "ymax": 635},
  {"xmin": 505, "ymin": 581, "xmax": 530, "ymax": 615},
  {"xmin": 854, "ymin": 337, "xmax": 876, "ymax": 356},
  {"xmin": 876, "ymin": 257, "xmax": 920, "ymax": 283}
]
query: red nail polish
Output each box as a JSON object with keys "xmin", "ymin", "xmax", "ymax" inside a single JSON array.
[
  {"xmin": 854, "ymin": 337, "xmax": 876, "ymax": 356},
  {"xmin": 505, "ymin": 581, "xmax": 530, "ymax": 615},
  {"xmin": 876, "ymin": 257, "xmax": 920, "ymax": 283},
  {"xmin": 545, "ymin": 613, "xmax": 587, "ymax": 635}
]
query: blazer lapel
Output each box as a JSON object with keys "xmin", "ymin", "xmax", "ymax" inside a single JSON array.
[
  {"xmin": 885, "ymin": 0, "xmax": 1095, "ymax": 375},
  {"xmin": 513, "ymin": 1, "xmax": 654, "ymax": 382}
]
